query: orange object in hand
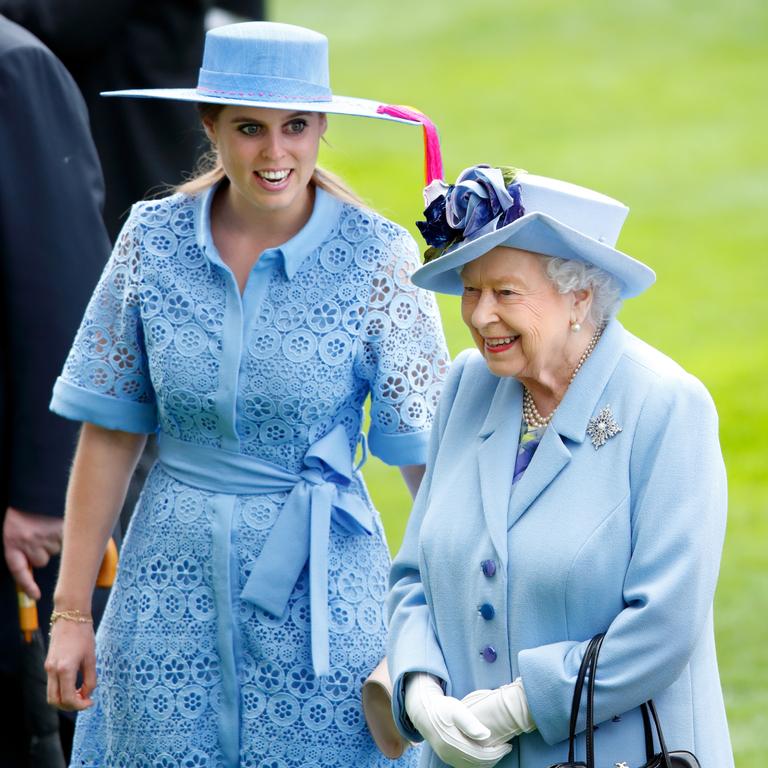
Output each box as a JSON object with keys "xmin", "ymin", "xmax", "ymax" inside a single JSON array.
[{"xmin": 17, "ymin": 588, "xmax": 39, "ymax": 643}]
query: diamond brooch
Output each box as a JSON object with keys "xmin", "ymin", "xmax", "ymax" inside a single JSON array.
[{"xmin": 587, "ymin": 405, "xmax": 622, "ymax": 449}]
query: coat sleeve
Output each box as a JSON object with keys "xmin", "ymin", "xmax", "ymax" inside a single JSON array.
[
  {"xmin": 518, "ymin": 370, "xmax": 728, "ymax": 745},
  {"xmin": 0, "ymin": 35, "xmax": 110, "ymax": 517},
  {"xmin": 386, "ymin": 349, "xmax": 472, "ymax": 741}
]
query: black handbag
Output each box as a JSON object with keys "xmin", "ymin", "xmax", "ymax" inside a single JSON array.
[{"xmin": 548, "ymin": 633, "xmax": 700, "ymax": 768}]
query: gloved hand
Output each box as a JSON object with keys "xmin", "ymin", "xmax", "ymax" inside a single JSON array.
[
  {"xmin": 405, "ymin": 673, "xmax": 513, "ymax": 768},
  {"xmin": 461, "ymin": 678, "xmax": 535, "ymax": 746}
]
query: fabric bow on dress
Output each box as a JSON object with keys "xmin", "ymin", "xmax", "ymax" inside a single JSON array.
[
  {"xmin": 158, "ymin": 423, "xmax": 373, "ymax": 676},
  {"xmin": 241, "ymin": 425, "xmax": 373, "ymax": 676}
]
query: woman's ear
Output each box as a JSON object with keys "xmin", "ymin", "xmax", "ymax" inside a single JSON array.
[
  {"xmin": 572, "ymin": 287, "xmax": 593, "ymax": 325},
  {"xmin": 202, "ymin": 117, "xmax": 217, "ymax": 146}
]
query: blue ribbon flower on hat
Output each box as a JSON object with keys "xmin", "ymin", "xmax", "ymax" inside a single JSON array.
[
  {"xmin": 417, "ymin": 165, "xmax": 526, "ymax": 263},
  {"xmin": 411, "ymin": 163, "xmax": 657, "ymax": 298}
]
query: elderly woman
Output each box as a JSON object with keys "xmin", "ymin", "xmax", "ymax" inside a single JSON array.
[{"xmin": 387, "ymin": 166, "xmax": 733, "ymax": 767}]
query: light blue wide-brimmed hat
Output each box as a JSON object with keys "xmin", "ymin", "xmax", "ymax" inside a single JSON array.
[
  {"xmin": 102, "ymin": 21, "xmax": 418, "ymax": 126},
  {"xmin": 412, "ymin": 165, "xmax": 655, "ymax": 298}
]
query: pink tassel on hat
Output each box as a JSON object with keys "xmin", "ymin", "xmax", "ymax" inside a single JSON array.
[{"xmin": 377, "ymin": 104, "xmax": 444, "ymax": 185}]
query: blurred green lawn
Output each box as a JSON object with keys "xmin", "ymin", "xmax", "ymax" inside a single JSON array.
[{"xmin": 271, "ymin": 1, "xmax": 768, "ymax": 760}]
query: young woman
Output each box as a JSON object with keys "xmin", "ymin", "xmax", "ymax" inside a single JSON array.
[{"xmin": 45, "ymin": 22, "xmax": 447, "ymax": 767}]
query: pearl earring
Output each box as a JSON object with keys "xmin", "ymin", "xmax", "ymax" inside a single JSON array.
[{"xmin": 570, "ymin": 322, "xmax": 581, "ymax": 333}]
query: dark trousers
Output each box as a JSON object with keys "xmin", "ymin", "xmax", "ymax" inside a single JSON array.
[{"xmin": 0, "ymin": 670, "xmax": 74, "ymax": 767}]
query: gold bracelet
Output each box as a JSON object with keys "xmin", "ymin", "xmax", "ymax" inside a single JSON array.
[{"xmin": 49, "ymin": 609, "xmax": 93, "ymax": 630}]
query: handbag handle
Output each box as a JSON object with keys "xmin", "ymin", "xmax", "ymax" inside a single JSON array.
[
  {"xmin": 641, "ymin": 700, "xmax": 674, "ymax": 768},
  {"xmin": 565, "ymin": 633, "xmax": 604, "ymax": 765},
  {"xmin": 584, "ymin": 633, "xmax": 604, "ymax": 768},
  {"xmin": 569, "ymin": 634, "xmax": 675, "ymax": 768}
]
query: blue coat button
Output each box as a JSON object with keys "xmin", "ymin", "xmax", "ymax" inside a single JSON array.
[
  {"xmin": 480, "ymin": 559, "xmax": 497, "ymax": 578},
  {"xmin": 479, "ymin": 603, "xmax": 495, "ymax": 620},
  {"xmin": 481, "ymin": 645, "xmax": 497, "ymax": 663}
]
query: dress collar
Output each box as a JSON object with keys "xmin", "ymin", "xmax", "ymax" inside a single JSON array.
[{"xmin": 194, "ymin": 182, "xmax": 342, "ymax": 280}]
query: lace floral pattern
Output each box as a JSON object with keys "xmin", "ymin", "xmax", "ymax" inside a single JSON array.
[
  {"xmin": 60, "ymin": 193, "xmax": 449, "ymax": 469},
  {"xmin": 71, "ymin": 467, "xmax": 414, "ymax": 767},
  {"xmin": 60, "ymin": 188, "xmax": 445, "ymax": 766}
]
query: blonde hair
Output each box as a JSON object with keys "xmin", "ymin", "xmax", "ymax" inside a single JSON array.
[{"xmin": 175, "ymin": 104, "xmax": 366, "ymax": 207}]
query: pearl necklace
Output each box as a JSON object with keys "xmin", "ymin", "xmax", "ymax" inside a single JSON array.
[{"xmin": 522, "ymin": 325, "xmax": 604, "ymax": 428}]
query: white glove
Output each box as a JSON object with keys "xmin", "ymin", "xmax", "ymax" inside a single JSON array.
[
  {"xmin": 461, "ymin": 678, "xmax": 535, "ymax": 746},
  {"xmin": 405, "ymin": 673, "xmax": 513, "ymax": 768}
]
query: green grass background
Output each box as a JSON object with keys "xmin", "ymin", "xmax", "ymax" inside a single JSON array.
[{"xmin": 269, "ymin": 1, "xmax": 768, "ymax": 760}]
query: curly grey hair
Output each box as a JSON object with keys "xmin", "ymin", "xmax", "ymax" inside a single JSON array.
[{"xmin": 542, "ymin": 256, "xmax": 622, "ymax": 326}]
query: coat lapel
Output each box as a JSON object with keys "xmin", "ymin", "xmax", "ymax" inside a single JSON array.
[
  {"xmin": 477, "ymin": 377, "xmax": 521, "ymax": 570},
  {"xmin": 507, "ymin": 320, "xmax": 628, "ymax": 526},
  {"xmin": 507, "ymin": 427, "xmax": 571, "ymax": 529},
  {"xmin": 552, "ymin": 318, "xmax": 628, "ymax": 443}
]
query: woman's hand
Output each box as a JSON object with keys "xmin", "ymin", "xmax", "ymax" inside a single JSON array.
[
  {"xmin": 462, "ymin": 678, "xmax": 535, "ymax": 745},
  {"xmin": 405, "ymin": 673, "xmax": 512, "ymax": 768},
  {"xmin": 45, "ymin": 620, "xmax": 97, "ymax": 711}
]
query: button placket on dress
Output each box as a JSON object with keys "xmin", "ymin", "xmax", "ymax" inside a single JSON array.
[{"xmin": 196, "ymin": 193, "xmax": 275, "ymax": 761}]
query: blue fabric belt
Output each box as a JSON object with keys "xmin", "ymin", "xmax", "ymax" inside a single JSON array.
[{"xmin": 157, "ymin": 425, "xmax": 373, "ymax": 676}]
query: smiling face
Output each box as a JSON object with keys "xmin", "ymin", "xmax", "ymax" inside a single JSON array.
[
  {"xmin": 203, "ymin": 105, "xmax": 327, "ymax": 224},
  {"xmin": 460, "ymin": 246, "xmax": 593, "ymax": 393}
]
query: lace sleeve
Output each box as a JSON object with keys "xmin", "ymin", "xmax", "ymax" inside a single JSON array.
[
  {"xmin": 50, "ymin": 206, "xmax": 158, "ymax": 433},
  {"xmin": 358, "ymin": 226, "xmax": 449, "ymax": 465}
]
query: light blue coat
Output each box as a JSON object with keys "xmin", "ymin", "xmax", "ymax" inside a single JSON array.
[{"xmin": 388, "ymin": 319, "xmax": 733, "ymax": 768}]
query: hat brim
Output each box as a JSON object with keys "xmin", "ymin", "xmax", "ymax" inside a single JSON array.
[
  {"xmin": 101, "ymin": 89, "xmax": 419, "ymax": 125},
  {"xmin": 411, "ymin": 212, "xmax": 655, "ymax": 299}
]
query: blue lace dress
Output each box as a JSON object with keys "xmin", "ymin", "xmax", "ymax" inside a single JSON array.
[{"xmin": 51, "ymin": 184, "xmax": 448, "ymax": 768}]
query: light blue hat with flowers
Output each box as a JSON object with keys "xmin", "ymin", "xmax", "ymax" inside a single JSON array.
[{"xmin": 412, "ymin": 165, "xmax": 655, "ymax": 298}]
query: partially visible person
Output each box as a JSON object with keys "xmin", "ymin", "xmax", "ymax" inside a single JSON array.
[
  {"xmin": 0, "ymin": 0, "xmax": 215, "ymax": 240},
  {"xmin": 0, "ymin": 14, "xmax": 110, "ymax": 766},
  {"xmin": 44, "ymin": 21, "xmax": 447, "ymax": 768},
  {"xmin": 388, "ymin": 165, "xmax": 733, "ymax": 767},
  {"xmin": 0, "ymin": 0, "xmax": 269, "ymax": 536}
]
